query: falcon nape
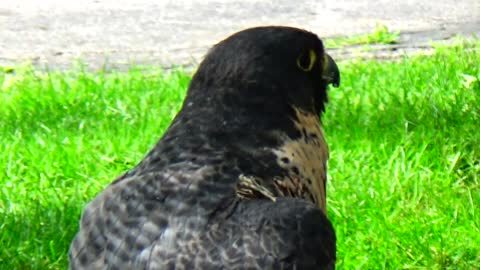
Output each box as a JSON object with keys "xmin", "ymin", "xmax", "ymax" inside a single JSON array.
[{"xmin": 70, "ymin": 26, "xmax": 340, "ymax": 270}]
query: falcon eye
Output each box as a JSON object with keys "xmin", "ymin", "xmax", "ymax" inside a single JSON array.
[{"xmin": 296, "ymin": 49, "xmax": 317, "ymax": 72}]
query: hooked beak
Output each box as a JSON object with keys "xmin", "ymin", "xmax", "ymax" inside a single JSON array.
[{"xmin": 322, "ymin": 53, "xmax": 340, "ymax": 88}]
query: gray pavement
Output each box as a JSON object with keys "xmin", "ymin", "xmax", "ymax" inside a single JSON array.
[{"xmin": 1, "ymin": 0, "xmax": 479, "ymax": 70}]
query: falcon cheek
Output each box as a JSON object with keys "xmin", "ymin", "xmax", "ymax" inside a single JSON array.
[{"xmin": 271, "ymin": 107, "xmax": 329, "ymax": 212}]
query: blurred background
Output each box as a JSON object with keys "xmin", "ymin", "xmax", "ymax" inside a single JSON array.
[{"xmin": 1, "ymin": 0, "xmax": 479, "ymax": 70}]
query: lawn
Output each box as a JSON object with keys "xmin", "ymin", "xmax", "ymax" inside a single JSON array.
[{"xmin": 1, "ymin": 39, "xmax": 479, "ymax": 269}]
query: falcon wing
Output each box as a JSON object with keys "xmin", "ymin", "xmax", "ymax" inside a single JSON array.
[
  {"xmin": 206, "ymin": 198, "xmax": 336, "ymax": 270},
  {"xmin": 70, "ymin": 170, "xmax": 335, "ymax": 269},
  {"xmin": 69, "ymin": 169, "xmax": 229, "ymax": 269}
]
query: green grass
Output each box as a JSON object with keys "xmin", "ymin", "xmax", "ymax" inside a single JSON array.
[
  {"xmin": 1, "ymin": 40, "xmax": 479, "ymax": 269},
  {"xmin": 325, "ymin": 24, "xmax": 400, "ymax": 48},
  {"xmin": 326, "ymin": 40, "xmax": 480, "ymax": 269},
  {"xmin": 0, "ymin": 66, "xmax": 190, "ymax": 269}
]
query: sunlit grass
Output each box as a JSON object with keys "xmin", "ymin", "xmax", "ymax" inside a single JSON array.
[
  {"xmin": 325, "ymin": 39, "xmax": 480, "ymax": 269},
  {"xmin": 0, "ymin": 66, "xmax": 190, "ymax": 269},
  {"xmin": 1, "ymin": 39, "xmax": 479, "ymax": 269},
  {"xmin": 325, "ymin": 24, "xmax": 400, "ymax": 48}
]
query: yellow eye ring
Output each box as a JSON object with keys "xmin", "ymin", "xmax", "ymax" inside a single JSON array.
[{"xmin": 296, "ymin": 49, "xmax": 317, "ymax": 72}]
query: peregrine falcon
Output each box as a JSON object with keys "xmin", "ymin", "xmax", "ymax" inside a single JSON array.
[{"xmin": 69, "ymin": 26, "xmax": 340, "ymax": 269}]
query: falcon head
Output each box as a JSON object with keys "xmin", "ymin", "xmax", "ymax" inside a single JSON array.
[{"xmin": 187, "ymin": 26, "xmax": 340, "ymax": 117}]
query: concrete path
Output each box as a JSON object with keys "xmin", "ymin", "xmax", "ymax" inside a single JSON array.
[{"xmin": 1, "ymin": 0, "xmax": 479, "ymax": 70}]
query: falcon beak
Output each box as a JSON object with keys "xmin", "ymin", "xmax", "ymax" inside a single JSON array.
[{"xmin": 322, "ymin": 54, "xmax": 340, "ymax": 88}]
